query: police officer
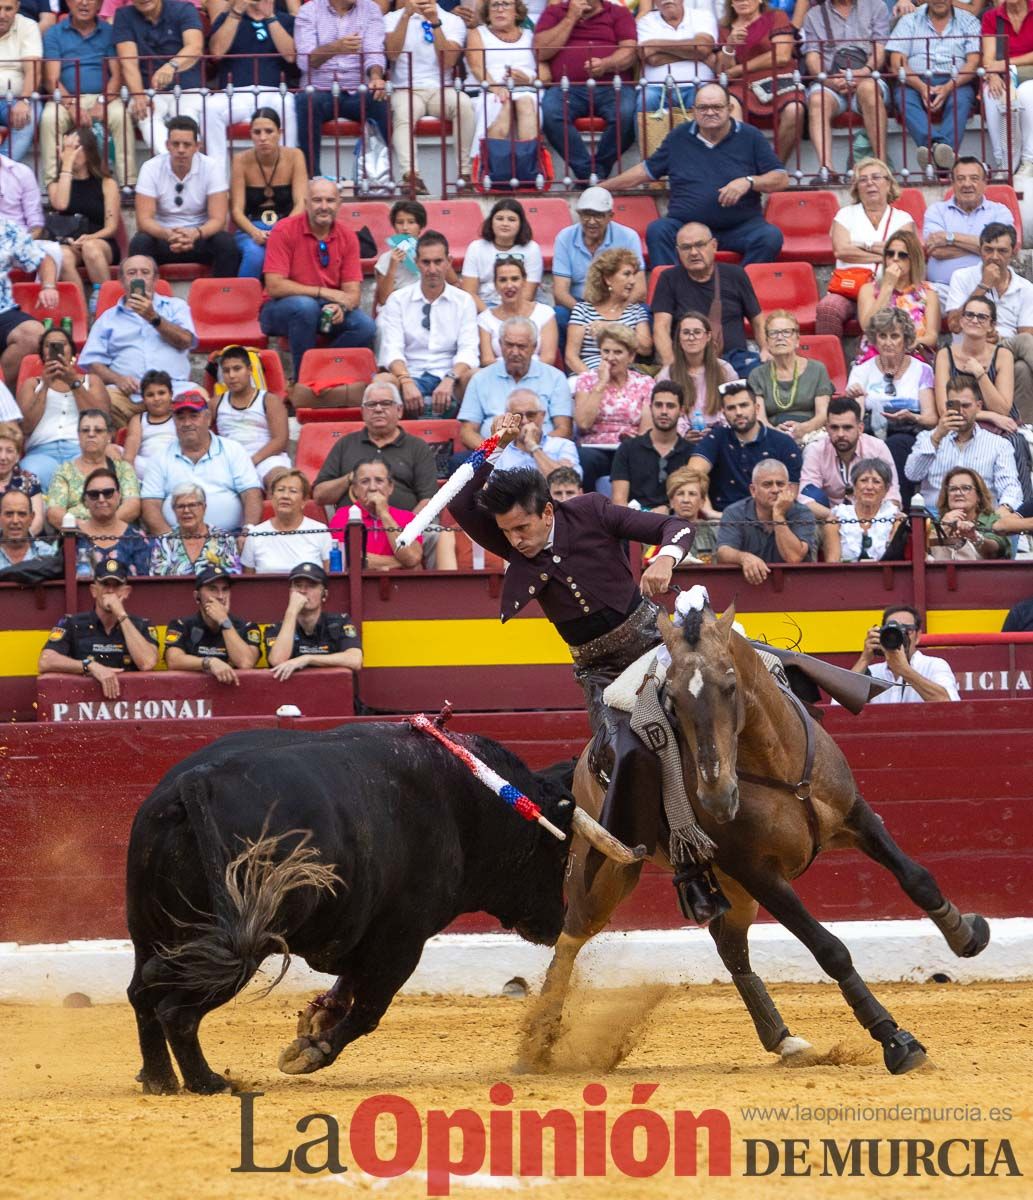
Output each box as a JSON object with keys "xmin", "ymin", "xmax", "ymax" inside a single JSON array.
[
  {"xmin": 164, "ymin": 564, "xmax": 262, "ymax": 685},
  {"xmin": 265, "ymin": 562, "xmax": 363, "ymax": 682},
  {"xmin": 38, "ymin": 557, "xmax": 160, "ymax": 699}
]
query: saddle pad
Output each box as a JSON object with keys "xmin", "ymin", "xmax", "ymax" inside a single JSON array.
[{"xmin": 603, "ymin": 648, "xmax": 666, "ymax": 713}]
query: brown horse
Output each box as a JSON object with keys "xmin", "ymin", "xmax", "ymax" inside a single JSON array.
[{"xmin": 525, "ymin": 602, "xmax": 990, "ymax": 1075}]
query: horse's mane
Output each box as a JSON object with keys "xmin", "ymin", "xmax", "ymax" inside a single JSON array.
[{"xmin": 681, "ymin": 607, "xmax": 705, "ymax": 647}]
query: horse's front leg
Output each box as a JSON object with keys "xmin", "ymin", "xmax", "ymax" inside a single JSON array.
[{"xmin": 736, "ymin": 869, "xmax": 927, "ymax": 1075}]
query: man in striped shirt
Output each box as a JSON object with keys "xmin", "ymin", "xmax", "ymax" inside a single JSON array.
[
  {"xmin": 904, "ymin": 375, "xmax": 1023, "ymax": 511},
  {"xmin": 294, "ymin": 0, "xmax": 389, "ymax": 176}
]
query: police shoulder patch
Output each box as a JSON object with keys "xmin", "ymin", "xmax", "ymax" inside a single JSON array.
[
  {"xmin": 165, "ymin": 629, "xmax": 181, "ymax": 645},
  {"xmin": 47, "ymin": 627, "xmax": 65, "ymax": 642},
  {"xmin": 246, "ymin": 627, "xmax": 261, "ymax": 644},
  {"xmin": 343, "ymin": 624, "xmax": 357, "ymax": 638}
]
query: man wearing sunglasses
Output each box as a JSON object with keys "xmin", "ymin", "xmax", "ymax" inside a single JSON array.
[
  {"xmin": 129, "ymin": 116, "xmax": 240, "ymax": 278},
  {"xmin": 38, "ymin": 556, "xmax": 160, "ymax": 700},
  {"xmin": 850, "ymin": 604, "xmax": 959, "ymax": 704},
  {"xmin": 260, "ymin": 177, "xmax": 376, "ymax": 377}
]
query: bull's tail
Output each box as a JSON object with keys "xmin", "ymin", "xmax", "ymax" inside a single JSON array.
[{"xmin": 156, "ymin": 776, "xmax": 342, "ymax": 1002}]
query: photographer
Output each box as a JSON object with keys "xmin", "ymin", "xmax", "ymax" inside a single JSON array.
[{"xmin": 851, "ymin": 604, "xmax": 959, "ymax": 703}]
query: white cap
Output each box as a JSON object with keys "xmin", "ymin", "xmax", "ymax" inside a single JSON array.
[{"xmin": 576, "ymin": 186, "xmax": 614, "ymax": 214}]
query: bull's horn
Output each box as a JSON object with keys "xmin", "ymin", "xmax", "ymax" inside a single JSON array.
[{"xmin": 571, "ymin": 808, "xmax": 648, "ymax": 864}]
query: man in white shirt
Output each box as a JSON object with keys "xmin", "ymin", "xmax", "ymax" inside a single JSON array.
[
  {"xmin": 385, "ymin": 0, "xmax": 474, "ymax": 193},
  {"xmin": 944, "ymin": 221, "xmax": 1033, "ymax": 423},
  {"xmin": 491, "ymin": 388, "xmax": 581, "ymax": 478},
  {"xmin": 637, "ymin": 0, "xmax": 716, "ymax": 113},
  {"xmin": 0, "ymin": 0, "xmax": 42, "ymax": 162},
  {"xmin": 851, "ymin": 604, "xmax": 960, "ymax": 703},
  {"xmin": 127, "ymin": 115, "xmax": 240, "ymax": 277},
  {"xmin": 377, "ymin": 230, "xmax": 479, "ymax": 418}
]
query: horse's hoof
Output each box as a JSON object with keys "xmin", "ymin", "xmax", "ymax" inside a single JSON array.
[
  {"xmin": 777, "ymin": 1035, "xmax": 813, "ymax": 1058},
  {"xmin": 883, "ymin": 1030, "xmax": 927, "ymax": 1074},
  {"xmin": 185, "ymin": 1072, "xmax": 233, "ymax": 1095},
  {"xmin": 279, "ymin": 1036, "xmax": 333, "ymax": 1075},
  {"xmin": 959, "ymin": 914, "xmax": 990, "ymax": 958},
  {"xmin": 139, "ymin": 1073, "xmax": 179, "ymax": 1095}
]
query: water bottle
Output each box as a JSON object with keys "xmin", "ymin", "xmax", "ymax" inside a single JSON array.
[
  {"xmin": 328, "ymin": 541, "xmax": 343, "ymax": 573},
  {"xmin": 690, "ymin": 411, "xmax": 707, "ymax": 434},
  {"xmin": 75, "ymin": 543, "xmax": 94, "ymax": 580}
]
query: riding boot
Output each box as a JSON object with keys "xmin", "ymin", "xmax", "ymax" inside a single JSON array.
[{"xmin": 673, "ymin": 863, "xmax": 732, "ymax": 925}]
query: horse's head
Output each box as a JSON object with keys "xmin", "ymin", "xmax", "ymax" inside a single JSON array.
[{"xmin": 658, "ymin": 602, "xmax": 743, "ymax": 824}]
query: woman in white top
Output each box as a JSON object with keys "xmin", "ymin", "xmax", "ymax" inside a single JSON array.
[
  {"xmin": 122, "ymin": 369, "xmax": 178, "ymax": 477},
  {"xmin": 241, "ymin": 469, "xmax": 332, "ymax": 574},
  {"xmin": 461, "ymin": 198, "xmax": 544, "ymax": 311},
  {"xmin": 17, "ymin": 327, "xmax": 111, "ymax": 490},
  {"xmin": 825, "ymin": 458, "xmax": 904, "ymax": 563},
  {"xmin": 814, "ymin": 158, "xmax": 915, "ymax": 340},
  {"xmin": 466, "ymin": 0, "xmax": 543, "ymax": 144},
  {"xmin": 211, "ymin": 345, "xmax": 291, "ymax": 482},
  {"xmin": 477, "ymin": 256, "xmax": 557, "ymax": 365}
]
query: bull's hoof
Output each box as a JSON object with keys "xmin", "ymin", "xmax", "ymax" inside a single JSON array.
[
  {"xmin": 279, "ymin": 1036, "xmax": 334, "ymax": 1075},
  {"xmin": 184, "ymin": 1071, "xmax": 234, "ymax": 1095},
  {"xmin": 958, "ymin": 914, "xmax": 991, "ymax": 958},
  {"xmin": 139, "ymin": 1073, "xmax": 179, "ymax": 1095},
  {"xmin": 883, "ymin": 1030, "xmax": 927, "ymax": 1075}
]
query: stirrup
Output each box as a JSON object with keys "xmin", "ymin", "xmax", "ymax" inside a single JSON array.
[{"xmin": 673, "ymin": 865, "xmax": 731, "ymax": 926}]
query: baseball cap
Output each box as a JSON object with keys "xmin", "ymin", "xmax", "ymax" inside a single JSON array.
[
  {"xmin": 576, "ymin": 187, "xmax": 614, "ymax": 214},
  {"xmin": 194, "ymin": 564, "xmax": 233, "ymax": 588},
  {"xmin": 172, "ymin": 391, "xmax": 208, "ymax": 413},
  {"xmin": 289, "ymin": 562, "xmax": 327, "ymax": 584}
]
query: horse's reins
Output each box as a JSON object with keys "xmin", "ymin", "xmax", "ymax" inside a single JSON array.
[{"xmin": 736, "ymin": 685, "xmax": 821, "ymax": 869}]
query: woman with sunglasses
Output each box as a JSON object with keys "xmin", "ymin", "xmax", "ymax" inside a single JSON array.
[
  {"xmin": 149, "ymin": 481, "xmax": 242, "ymax": 576},
  {"xmin": 74, "ymin": 466, "xmax": 152, "ymax": 577},
  {"xmin": 749, "ymin": 309, "xmax": 832, "ymax": 441},
  {"xmin": 856, "ymin": 230, "xmax": 940, "ymax": 363},
  {"xmin": 47, "ymin": 126, "xmax": 121, "ymax": 317},
  {"xmin": 825, "ymin": 457, "xmax": 903, "ymax": 563},
  {"xmin": 566, "ymin": 247, "xmax": 652, "ymax": 375},
  {"xmin": 928, "ymin": 466, "xmax": 1011, "ymax": 559},
  {"xmin": 229, "ymin": 108, "xmax": 308, "ymax": 279},
  {"xmin": 477, "ymin": 256, "xmax": 557, "ymax": 365},
  {"xmin": 45, "ymin": 408, "xmax": 141, "ymax": 530},
  {"xmin": 18, "ymin": 327, "xmax": 112, "ymax": 490},
  {"xmin": 460, "ymin": 198, "xmax": 543, "ymax": 311},
  {"xmin": 845, "ymin": 307, "xmax": 935, "ymax": 508},
  {"xmin": 655, "ymin": 310, "xmax": 736, "ymax": 443}
]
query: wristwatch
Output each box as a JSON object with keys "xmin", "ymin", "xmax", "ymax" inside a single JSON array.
[
  {"xmin": 71, "ymin": 378, "xmax": 83, "ymax": 390},
  {"xmin": 150, "ymin": 314, "xmax": 161, "ymax": 327},
  {"xmin": 745, "ymin": 175, "xmax": 754, "ymax": 190},
  {"xmin": 82, "ymin": 655, "xmax": 95, "ymax": 675},
  {"xmin": 443, "ymin": 369, "xmax": 458, "ymax": 381},
  {"xmin": 220, "ymin": 618, "xmax": 233, "ymax": 631},
  {"xmin": 947, "ymin": 232, "xmax": 956, "ymax": 245}
]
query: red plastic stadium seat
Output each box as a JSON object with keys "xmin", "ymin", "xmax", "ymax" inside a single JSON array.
[
  {"xmin": 422, "ymin": 200, "xmax": 484, "ymax": 263},
  {"xmin": 401, "ymin": 417, "xmax": 462, "ymax": 452},
  {"xmin": 895, "ymin": 187, "xmax": 927, "ymax": 230},
  {"xmin": 745, "ymin": 263, "xmax": 820, "ymax": 333},
  {"xmin": 610, "ymin": 195, "xmax": 658, "ymax": 261},
  {"xmin": 296, "ymin": 407, "xmax": 363, "ymax": 423},
  {"xmin": 188, "ymin": 278, "xmax": 268, "ymax": 352},
  {"xmin": 297, "ymin": 347, "xmax": 377, "ymax": 395},
  {"xmin": 646, "ymin": 263, "xmax": 672, "ymax": 307},
  {"xmin": 12, "ymin": 282, "xmax": 88, "ymax": 347},
  {"xmin": 796, "ymin": 334, "xmax": 849, "ymax": 393},
  {"xmin": 574, "ymin": 117, "xmax": 606, "ymax": 132},
  {"xmin": 518, "ymin": 198, "xmax": 571, "ymax": 270},
  {"xmin": 296, "ymin": 421, "xmax": 365, "ymax": 484},
  {"xmin": 766, "ymin": 190, "xmax": 839, "ymax": 265},
  {"xmin": 944, "ymin": 184, "xmax": 1023, "ymax": 245},
  {"xmin": 257, "ymin": 349, "xmax": 287, "ymax": 394},
  {"xmin": 338, "ymin": 201, "xmax": 393, "ymax": 273},
  {"xmin": 94, "ymin": 277, "xmax": 172, "ymax": 320},
  {"xmin": 320, "ymin": 119, "xmax": 362, "ymax": 137},
  {"xmin": 454, "ymin": 529, "xmax": 505, "ymax": 571},
  {"xmin": 16, "ymin": 353, "xmax": 42, "ymax": 392},
  {"xmin": 414, "ymin": 117, "xmax": 452, "ymax": 136},
  {"xmin": 714, "ymin": 250, "xmax": 742, "ymax": 264},
  {"xmin": 158, "ymin": 262, "xmax": 211, "ymax": 283}
]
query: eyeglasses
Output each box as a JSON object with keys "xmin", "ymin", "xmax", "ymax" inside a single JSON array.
[
  {"xmin": 317, "ymin": 240, "xmax": 330, "ymax": 268},
  {"xmin": 362, "ymin": 400, "xmax": 395, "ymax": 409},
  {"xmin": 676, "ymin": 239, "xmax": 712, "ymax": 252},
  {"xmin": 173, "ymin": 181, "xmax": 184, "ymax": 207},
  {"xmin": 884, "ymin": 249, "xmax": 909, "ymax": 260},
  {"xmin": 947, "ymin": 483, "xmax": 976, "ymax": 493},
  {"xmin": 84, "ymin": 487, "xmax": 117, "ymax": 500},
  {"xmin": 882, "ymin": 374, "xmax": 897, "ymax": 397},
  {"xmin": 858, "ymin": 173, "xmax": 890, "ymax": 184},
  {"xmin": 694, "ymin": 104, "xmax": 727, "ymax": 114},
  {"xmin": 680, "ymin": 327, "xmax": 708, "ymax": 339},
  {"xmin": 172, "ymin": 500, "xmax": 203, "ymax": 510},
  {"xmin": 961, "ymin": 310, "xmax": 991, "ymax": 323},
  {"xmin": 496, "ymin": 252, "xmax": 525, "ymax": 264},
  {"xmin": 420, "ymin": 19, "xmax": 435, "ymax": 41},
  {"xmin": 718, "ymin": 379, "xmax": 750, "ymax": 397},
  {"xmin": 767, "ymin": 328, "xmax": 797, "ymax": 339},
  {"xmin": 421, "ymin": 301, "xmax": 431, "ymax": 330}
]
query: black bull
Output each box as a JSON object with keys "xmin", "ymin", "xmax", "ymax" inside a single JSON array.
[{"xmin": 126, "ymin": 723, "xmax": 636, "ymax": 1095}]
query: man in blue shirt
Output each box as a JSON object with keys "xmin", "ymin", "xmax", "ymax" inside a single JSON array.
[
  {"xmin": 203, "ymin": 0, "xmax": 298, "ymax": 168},
  {"xmin": 687, "ymin": 379, "xmax": 802, "ymax": 511},
  {"xmin": 551, "ymin": 186, "xmax": 645, "ymax": 347},
  {"xmin": 602, "ymin": 82, "xmax": 787, "ymax": 267},
  {"xmin": 40, "ymin": 0, "xmax": 130, "ymax": 186},
  {"xmin": 114, "ymin": 0, "xmax": 204, "ymax": 153}
]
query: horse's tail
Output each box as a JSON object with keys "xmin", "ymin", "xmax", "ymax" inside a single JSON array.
[{"xmin": 157, "ymin": 776, "xmax": 342, "ymax": 1002}]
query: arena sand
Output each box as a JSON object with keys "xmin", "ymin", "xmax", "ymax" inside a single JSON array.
[{"xmin": 3, "ymin": 982, "xmax": 1032, "ymax": 1200}]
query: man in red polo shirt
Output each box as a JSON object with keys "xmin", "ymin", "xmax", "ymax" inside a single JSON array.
[
  {"xmin": 534, "ymin": 0, "xmax": 639, "ymax": 182},
  {"xmin": 259, "ymin": 177, "xmax": 376, "ymax": 377}
]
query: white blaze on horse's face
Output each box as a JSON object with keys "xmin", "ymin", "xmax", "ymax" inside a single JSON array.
[{"xmin": 687, "ymin": 668, "xmax": 704, "ymax": 699}]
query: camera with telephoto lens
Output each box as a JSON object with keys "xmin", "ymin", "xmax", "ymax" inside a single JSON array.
[{"xmin": 878, "ymin": 621, "xmax": 908, "ymax": 652}]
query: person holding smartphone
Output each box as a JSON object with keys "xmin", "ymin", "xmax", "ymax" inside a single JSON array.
[{"xmin": 78, "ymin": 254, "xmax": 198, "ymax": 428}]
